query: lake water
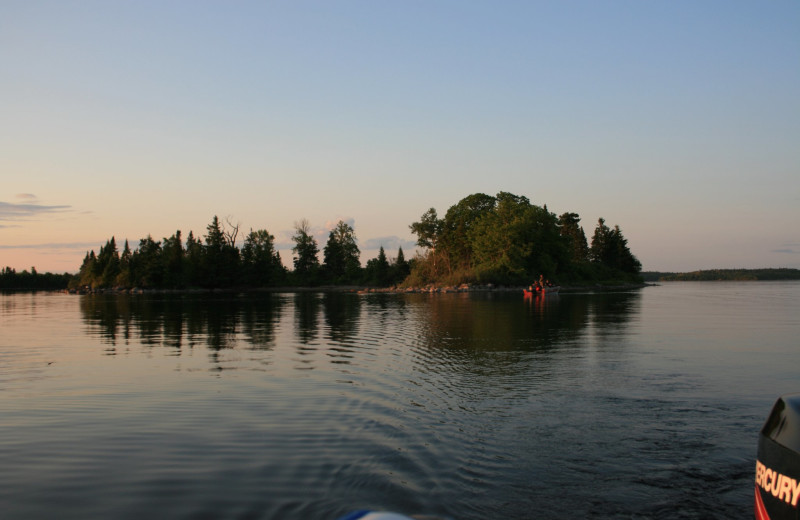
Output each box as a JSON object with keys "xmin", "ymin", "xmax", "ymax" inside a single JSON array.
[{"xmin": 1, "ymin": 282, "xmax": 799, "ymax": 519}]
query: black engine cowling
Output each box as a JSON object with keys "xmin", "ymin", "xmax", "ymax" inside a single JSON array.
[{"xmin": 756, "ymin": 393, "xmax": 800, "ymax": 519}]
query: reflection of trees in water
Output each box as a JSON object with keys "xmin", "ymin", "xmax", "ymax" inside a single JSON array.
[
  {"xmin": 321, "ymin": 293, "xmax": 360, "ymax": 344},
  {"xmin": 408, "ymin": 292, "xmax": 643, "ymax": 402},
  {"xmin": 80, "ymin": 294, "xmax": 284, "ymax": 354},
  {"xmin": 80, "ymin": 295, "xmax": 134, "ymax": 349},
  {"xmin": 293, "ymin": 293, "xmax": 320, "ymax": 348},
  {"xmin": 240, "ymin": 296, "xmax": 283, "ymax": 349},
  {"xmin": 291, "ymin": 293, "xmax": 320, "ymax": 369},
  {"xmin": 202, "ymin": 298, "xmax": 240, "ymax": 351},
  {"xmin": 584, "ymin": 291, "xmax": 643, "ymax": 334},
  {"xmin": 361, "ymin": 292, "xmax": 408, "ymax": 331},
  {"xmin": 79, "ymin": 290, "xmax": 643, "ymax": 375},
  {"xmin": 320, "ymin": 293, "xmax": 364, "ymax": 366},
  {"xmin": 420, "ymin": 292, "xmax": 587, "ymax": 353}
]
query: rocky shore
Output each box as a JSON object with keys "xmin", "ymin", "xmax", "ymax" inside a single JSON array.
[
  {"xmin": 356, "ymin": 283, "xmax": 650, "ymax": 294},
  {"xmin": 67, "ymin": 282, "xmax": 648, "ymax": 295}
]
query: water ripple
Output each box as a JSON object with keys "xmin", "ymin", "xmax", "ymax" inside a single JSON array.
[{"xmin": 3, "ymin": 286, "xmax": 798, "ymax": 519}]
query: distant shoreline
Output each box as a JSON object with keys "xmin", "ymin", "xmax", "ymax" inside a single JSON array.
[{"xmin": 642, "ymin": 268, "xmax": 800, "ymax": 282}]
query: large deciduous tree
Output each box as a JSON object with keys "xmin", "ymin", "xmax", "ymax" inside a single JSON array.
[
  {"xmin": 242, "ymin": 228, "xmax": 284, "ymax": 286},
  {"xmin": 322, "ymin": 220, "xmax": 361, "ymax": 284},
  {"xmin": 468, "ymin": 192, "xmax": 567, "ymax": 283},
  {"xmin": 407, "ymin": 192, "xmax": 573, "ymax": 285},
  {"xmin": 439, "ymin": 193, "xmax": 496, "ymax": 274},
  {"xmin": 410, "ymin": 208, "xmax": 442, "ymax": 252},
  {"xmin": 409, "ymin": 207, "xmax": 444, "ymax": 278}
]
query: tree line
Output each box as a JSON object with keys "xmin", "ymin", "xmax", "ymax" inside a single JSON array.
[
  {"xmin": 644, "ymin": 268, "xmax": 800, "ymax": 281},
  {"xmin": 0, "ymin": 266, "xmax": 72, "ymax": 290},
  {"xmin": 406, "ymin": 191, "xmax": 642, "ymax": 286},
  {"xmin": 71, "ymin": 215, "xmax": 410, "ymax": 290},
  {"xmin": 3, "ymin": 191, "xmax": 642, "ymax": 291}
]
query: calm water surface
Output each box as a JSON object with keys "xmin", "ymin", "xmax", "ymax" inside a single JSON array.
[{"xmin": 1, "ymin": 282, "xmax": 799, "ymax": 519}]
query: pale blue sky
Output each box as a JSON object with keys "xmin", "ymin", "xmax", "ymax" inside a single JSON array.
[{"xmin": 2, "ymin": 1, "xmax": 799, "ymax": 273}]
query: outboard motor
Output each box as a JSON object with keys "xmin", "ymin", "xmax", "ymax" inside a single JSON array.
[{"xmin": 756, "ymin": 393, "xmax": 800, "ymax": 519}]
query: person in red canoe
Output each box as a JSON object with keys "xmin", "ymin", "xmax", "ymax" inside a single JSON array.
[{"xmin": 527, "ymin": 275, "xmax": 544, "ymax": 292}]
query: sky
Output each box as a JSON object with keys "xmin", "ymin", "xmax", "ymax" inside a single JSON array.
[{"xmin": 1, "ymin": 1, "xmax": 799, "ymax": 274}]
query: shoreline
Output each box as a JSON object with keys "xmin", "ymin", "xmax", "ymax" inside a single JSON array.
[{"xmin": 64, "ymin": 282, "xmax": 651, "ymax": 296}]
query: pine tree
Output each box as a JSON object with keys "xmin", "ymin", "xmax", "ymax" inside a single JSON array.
[
  {"xmin": 100, "ymin": 237, "xmax": 120, "ymax": 288},
  {"xmin": 590, "ymin": 218, "xmax": 612, "ymax": 265},
  {"xmin": 392, "ymin": 247, "xmax": 410, "ymax": 284},
  {"xmin": 590, "ymin": 218, "xmax": 641, "ymax": 274},
  {"xmin": 203, "ymin": 216, "xmax": 239, "ymax": 287},
  {"xmin": 132, "ymin": 235, "xmax": 163, "ymax": 287},
  {"xmin": 117, "ymin": 240, "xmax": 132, "ymax": 287},
  {"xmin": 185, "ymin": 231, "xmax": 203, "ymax": 286},
  {"xmin": 558, "ymin": 212, "xmax": 589, "ymax": 264},
  {"xmin": 163, "ymin": 230, "xmax": 185, "ymax": 288},
  {"xmin": 78, "ymin": 251, "xmax": 97, "ymax": 287},
  {"xmin": 365, "ymin": 246, "xmax": 390, "ymax": 286},
  {"xmin": 292, "ymin": 219, "xmax": 320, "ymax": 285}
]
